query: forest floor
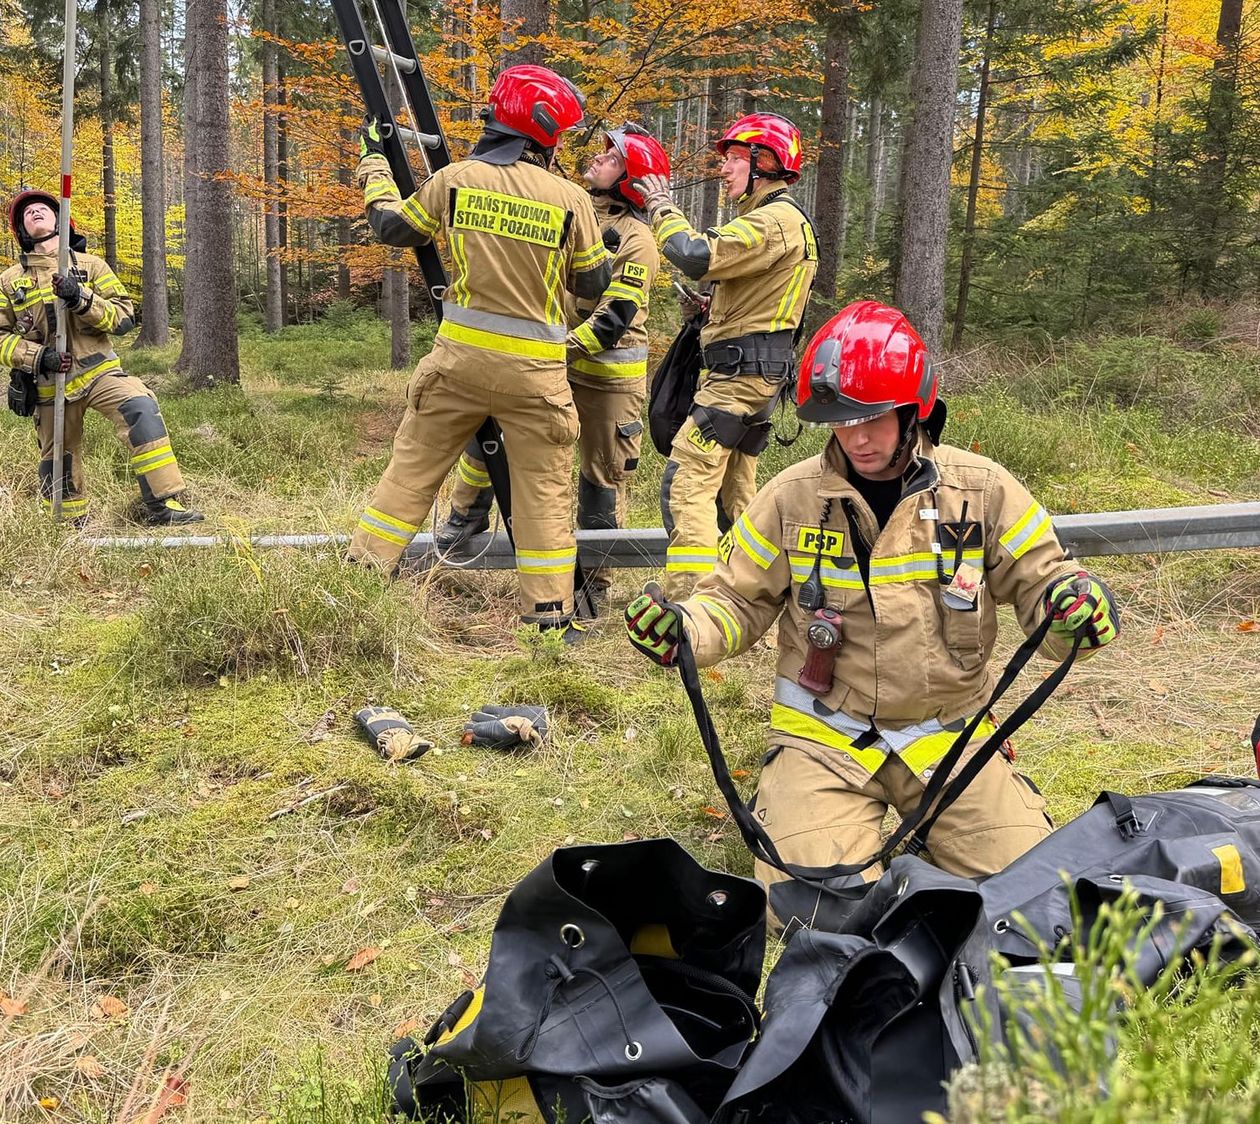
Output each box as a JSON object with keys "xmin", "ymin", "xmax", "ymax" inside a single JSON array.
[{"xmin": 1, "ymin": 306, "xmax": 1258, "ymax": 1122}]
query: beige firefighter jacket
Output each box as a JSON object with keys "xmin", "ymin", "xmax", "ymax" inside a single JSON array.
[
  {"xmin": 650, "ymin": 180, "xmax": 818, "ymax": 351},
  {"xmin": 677, "ymin": 433, "xmax": 1083, "ymax": 754},
  {"xmin": 565, "ymin": 194, "xmax": 658, "ymax": 389},
  {"xmin": 0, "ymin": 249, "xmax": 135, "ymax": 404},
  {"xmin": 357, "ymin": 152, "xmax": 610, "ymax": 396}
]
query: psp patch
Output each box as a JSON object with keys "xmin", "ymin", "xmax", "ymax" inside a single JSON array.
[
  {"xmin": 621, "ymin": 261, "xmax": 648, "ymax": 286},
  {"xmin": 796, "ymin": 526, "xmax": 844, "ymax": 555},
  {"xmin": 687, "ymin": 426, "xmax": 718, "ymax": 454}
]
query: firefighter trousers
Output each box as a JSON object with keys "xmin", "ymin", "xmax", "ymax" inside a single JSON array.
[
  {"xmin": 752, "ymin": 726, "xmax": 1053, "ymax": 933},
  {"xmin": 35, "ymin": 372, "xmax": 187, "ymax": 519},
  {"xmin": 349, "ymin": 362, "xmax": 581, "ymax": 625},
  {"xmin": 661, "ymin": 371, "xmax": 781, "ymax": 599},
  {"xmin": 448, "ymin": 379, "xmax": 645, "ymax": 594}
]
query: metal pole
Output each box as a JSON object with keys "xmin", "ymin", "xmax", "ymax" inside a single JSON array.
[{"xmin": 51, "ymin": 0, "xmax": 78, "ymax": 523}]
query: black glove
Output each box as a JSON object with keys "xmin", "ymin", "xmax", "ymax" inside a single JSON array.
[
  {"xmin": 7, "ymin": 368, "xmax": 37, "ymax": 416},
  {"xmin": 359, "ymin": 116, "xmax": 387, "ymax": 160},
  {"xmin": 461, "ymin": 704, "xmax": 550, "ymax": 750},
  {"xmin": 602, "ymin": 227, "xmax": 622, "ymax": 253},
  {"xmin": 354, "ymin": 705, "xmax": 432, "ymax": 761},
  {"xmin": 37, "ymin": 346, "xmax": 73, "ymax": 375},
  {"xmin": 52, "ymin": 272, "xmax": 88, "ymax": 310}
]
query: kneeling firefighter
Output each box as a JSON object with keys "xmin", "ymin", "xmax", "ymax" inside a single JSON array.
[
  {"xmin": 435, "ymin": 124, "xmax": 668, "ymax": 606},
  {"xmin": 625, "ymin": 301, "xmax": 1120, "ymax": 932},
  {"xmin": 634, "ymin": 113, "xmax": 818, "ymax": 599},
  {"xmin": 3, "ymin": 190, "xmax": 203, "ymax": 525},
  {"xmin": 346, "ymin": 65, "xmax": 611, "ymax": 639}
]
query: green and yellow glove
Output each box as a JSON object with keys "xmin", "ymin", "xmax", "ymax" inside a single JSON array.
[
  {"xmin": 359, "ymin": 116, "xmax": 387, "ymax": 160},
  {"xmin": 1044, "ymin": 570, "xmax": 1119, "ymax": 650},
  {"xmin": 625, "ymin": 583, "xmax": 682, "ymax": 666}
]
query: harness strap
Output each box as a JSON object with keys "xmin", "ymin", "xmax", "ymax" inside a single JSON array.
[{"xmin": 672, "ymin": 602, "xmax": 1082, "ymax": 893}]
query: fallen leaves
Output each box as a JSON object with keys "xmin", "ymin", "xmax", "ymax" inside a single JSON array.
[
  {"xmin": 1238, "ymin": 619, "xmax": 1258, "ymax": 633},
  {"xmin": 345, "ymin": 947, "xmax": 380, "ymax": 972},
  {"xmin": 1, "ymin": 992, "xmax": 28, "ymax": 1017},
  {"xmin": 393, "ymin": 1018, "xmax": 422, "ymax": 1039},
  {"xmin": 91, "ymin": 995, "xmax": 129, "ymax": 1020},
  {"xmin": 227, "ymin": 875, "xmax": 251, "ymax": 892}
]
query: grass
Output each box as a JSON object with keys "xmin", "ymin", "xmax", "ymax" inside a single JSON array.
[{"xmin": 0, "ymin": 309, "xmax": 1258, "ymax": 1121}]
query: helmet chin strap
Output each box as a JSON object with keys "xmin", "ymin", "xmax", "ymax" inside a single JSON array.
[{"xmin": 887, "ymin": 406, "xmax": 919, "ymax": 472}]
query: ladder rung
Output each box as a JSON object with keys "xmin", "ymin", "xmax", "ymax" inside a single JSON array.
[
  {"xmin": 369, "ymin": 43, "xmax": 417, "ymax": 74},
  {"xmin": 397, "ymin": 124, "xmax": 443, "ymax": 150}
]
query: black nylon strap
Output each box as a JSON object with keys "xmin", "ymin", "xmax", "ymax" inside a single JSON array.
[{"xmin": 673, "ymin": 604, "xmax": 1081, "ymax": 893}]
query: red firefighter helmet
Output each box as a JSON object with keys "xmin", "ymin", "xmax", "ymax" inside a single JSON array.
[
  {"xmin": 796, "ymin": 301, "xmax": 937, "ymax": 425},
  {"xmin": 715, "ymin": 113, "xmax": 803, "ymax": 183},
  {"xmin": 486, "ymin": 64, "xmax": 586, "ymax": 149},
  {"xmin": 605, "ymin": 124, "xmax": 671, "ymax": 209},
  {"xmin": 9, "ymin": 188, "xmax": 61, "ymax": 250}
]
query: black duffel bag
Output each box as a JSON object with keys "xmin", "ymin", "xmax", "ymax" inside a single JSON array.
[
  {"xmin": 389, "ymin": 837, "xmax": 766, "ymax": 1123},
  {"xmin": 648, "ymin": 319, "xmax": 703, "ymax": 457}
]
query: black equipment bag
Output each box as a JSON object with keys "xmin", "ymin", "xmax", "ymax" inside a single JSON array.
[
  {"xmin": 389, "ymin": 838, "xmax": 766, "ymax": 1122},
  {"xmin": 980, "ymin": 778, "xmax": 1260, "ymax": 979},
  {"xmin": 7, "ymin": 368, "xmax": 37, "ymax": 417},
  {"xmin": 648, "ymin": 318, "xmax": 703, "ymax": 456},
  {"xmin": 720, "ymin": 778, "xmax": 1260, "ymax": 1124}
]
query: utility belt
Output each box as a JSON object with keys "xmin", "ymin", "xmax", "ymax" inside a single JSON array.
[{"xmin": 702, "ymin": 329, "xmax": 796, "ymax": 379}]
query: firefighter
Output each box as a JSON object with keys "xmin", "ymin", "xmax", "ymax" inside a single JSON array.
[
  {"xmin": 2, "ymin": 190, "xmax": 202, "ymax": 525},
  {"xmin": 633, "ymin": 112, "xmax": 818, "ymax": 598},
  {"xmin": 348, "ymin": 65, "xmax": 611, "ymax": 639},
  {"xmin": 435, "ymin": 124, "xmax": 668, "ymax": 606},
  {"xmin": 624, "ymin": 302, "xmax": 1120, "ymax": 931}
]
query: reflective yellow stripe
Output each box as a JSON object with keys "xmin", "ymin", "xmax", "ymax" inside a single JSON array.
[
  {"xmin": 569, "ymin": 355, "xmax": 647, "ymax": 379},
  {"xmin": 770, "ymin": 263, "xmax": 808, "ymax": 331},
  {"xmin": 437, "ymin": 320, "xmax": 565, "ymax": 361},
  {"xmin": 769, "ymin": 704, "xmax": 888, "ymax": 773},
  {"xmin": 0, "ymin": 335, "xmax": 19, "ymax": 366},
  {"xmin": 447, "ymin": 233, "xmax": 470, "ymax": 306},
  {"xmin": 1000, "ymin": 503, "xmax": 1051, "ymax": 560},
  {"xmin": 694, "ymin": 594, "xmax": 742, "ymax": 655},
  {"xmin": 900, "ymin": 718, "xmax": 997, "ymax": 775},
  {"xmin": 571, "ymin": 242, "xmax": 608, "ymax": 269},
  {"xmin": 717, "ymin": 217, "xmax": 761, "ymax": 248},
  {"xmin": 41, "ymin": 496, "xmax": 89, "ymax": 513},
  {"xmin": 571, "ymin": 322, "xmax": 600, "ymax": 354},
  {"xmin": 544, "ymin": 251, "xmax": 564, "ymax": 326},
  {"xmin": 357, "ymin": 505, "xmax": 420, "ymax": 547},
  {"xmin": 400, "ymin": 194, "xmax": 439, "ymax": 235},
  {"xmin": 655, "ymin": 215, "xmax": 690, "ymax": 242},
  {"xmin": 457, "ymin": 455, "xmax": 491, "ymax": 488},
  {"xmin": 731, "ymin": 515, "xmax": 779, "ymax": 570},
  {"xmin": 666, "ymin": 545, "xmax": 717, "ymax": 574},
  {"xmin": 516, "ymin": 547, "xmax": 576, "ymax": 575},
  {"xmin": 36, "ymin": 358, "xmax": 122, "ymax": 399},
  {"xmin": 364, "ymin": 181, "xmax": 398, "ymax": 206},
  {"xmin": 603, "ymin": 281, "xmax": 645, "ymax": 306},
  {"xmin": 11, "ymin": 286, "xmax": 54, "ymax": 311}
]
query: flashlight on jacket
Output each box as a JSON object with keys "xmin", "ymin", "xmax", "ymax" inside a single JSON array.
[{"xmin": 798, "ymin": 608, "xmax": 843, "ymax": 696}]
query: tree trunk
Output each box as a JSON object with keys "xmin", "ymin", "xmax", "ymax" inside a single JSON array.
[
  {"xmin": 262, "ymin": 0, "xmax": 283, "ymax": 332},
  {"xmin": 811, "ymin": 18, "xmax": 851, "ymax": 321},
  {"xmin": 277, "ymin": 65, "xmax": 291, "ymax": 325},
  {"xmin": 1190, "ymin": 0, "xmax": 1244, "ymax": 294},
  {"xmin": 97, "ymin": 0, "xmax": 118, "ymax": 269},
  {"xmin": 175, "ymin": 0, "xmax": 240, "ymax": 386},
  {"xmin": 136, "ymin": 0, "xmax": 169, "ymax": 345},
  {"xmin": 893, "ymin": 0, "xmax": 964, "ymax": 354},
  {"xmin": 950, "ymin": 0, "xmax": 996, "ymax": 350},
  {"xmin": 500, "ymin": 0, "xmax": 549, "ymax": 66},
  {"xmin": 337, "ymin": 115, "xmax": 353, "ymax": 303},
  {"xmin": 384, "ymin": 251, "xmax": 410, "ymax": 369},
  {"xmin": 862, "ymin": 94, "xmax": 884, "ymax": 246},
  {"xmin": 699, "ymin": 74, "xmax": 723, "ymax": 231}
]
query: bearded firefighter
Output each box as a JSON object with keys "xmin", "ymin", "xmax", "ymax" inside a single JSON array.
[
  {"xmin": 634, "ymin": 113, "xmax": 818, "ymax": 598},
  {"xmin": 435, "ymin": 123, "xmax": 668, "ymax": 607},
  {"xmin": 347, "ymin": 64, "xmax": 611, "ymax": 639},
  {"xmin": 624, "ymin": 302, "xmax": 1120, "ymax": 931},
  {"xmin": 2, "ymin": 190, "xmax": 203, "ymax": 525}
]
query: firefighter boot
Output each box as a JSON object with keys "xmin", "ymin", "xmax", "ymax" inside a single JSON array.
[
  {"xmin": 434, "ymin": 485, "xmax": 493, "ymax": 550},
  {"xmin": 139, "ymin": 495, "xmax": 205, "ymax": 525}
]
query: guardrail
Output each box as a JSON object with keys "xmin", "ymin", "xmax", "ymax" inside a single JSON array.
[{"xmin": 79, "ymin": 502, "xmax": 1260, "ymax": 564}]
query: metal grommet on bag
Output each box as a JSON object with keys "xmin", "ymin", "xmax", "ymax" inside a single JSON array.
[
  {"xmin": 895, "ymin": 878, "xmax": 909, "ymax": 897},
  {"xmin": 707, "ymin": 890, "xmax": 728, "ymax": 907},
  {"xmin": 993, "ymin": 918, "xmax": 1009, "ymax": 934},
  {"xmin": 1108, "ymin": 874, "xmax": 1126, "ymax": 883},
  {"xmin": 560, "ymin": 923, "xmax": 586, "ymax": 948},
  {"xmin": 624, "ymin": 1041, "xmax": 643, "ymax": 1061}
]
